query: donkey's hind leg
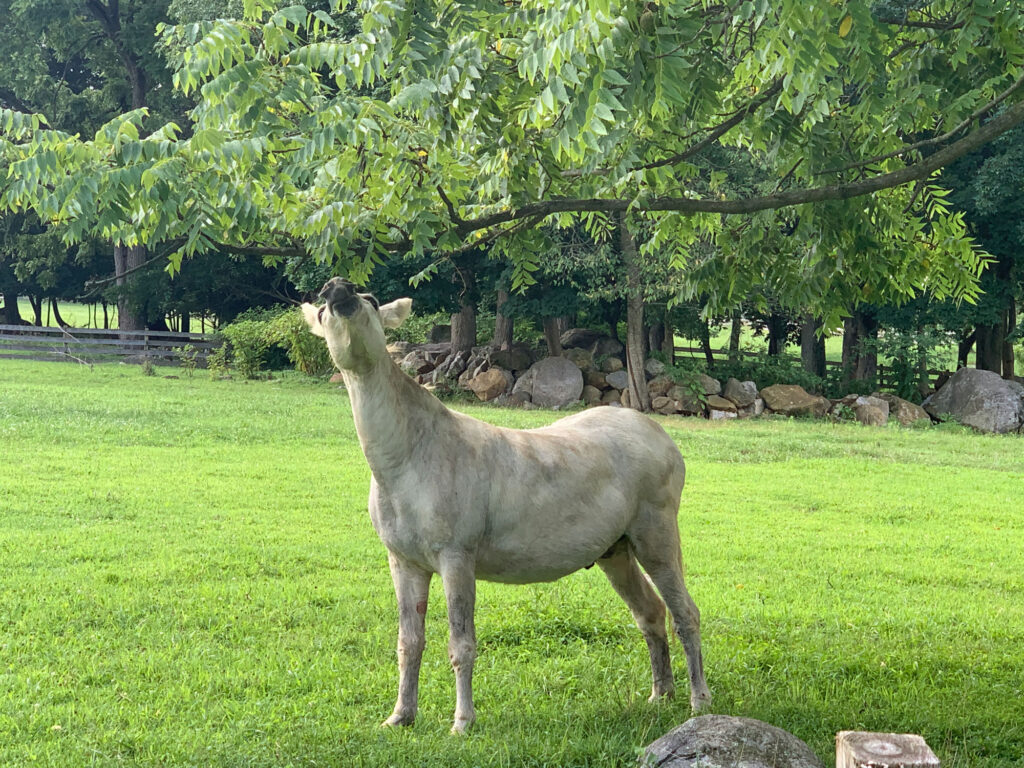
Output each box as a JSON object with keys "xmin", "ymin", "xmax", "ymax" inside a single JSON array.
[
  {"xmin": 597, "ymin": 541, "xmax": 675, "ymax": 701},
  {"xmin": 629, "ymin": 515, "xmax": 711, "ymax": 712}
]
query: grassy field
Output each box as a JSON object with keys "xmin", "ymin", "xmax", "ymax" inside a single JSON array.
[{"xmin": 1, "ymin": 360, "xmax": 1022, "ymax": 767}]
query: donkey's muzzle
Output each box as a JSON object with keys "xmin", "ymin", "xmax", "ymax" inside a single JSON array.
[{"xmin": 319, "ymin": 278, "xmax": 360, "ymax": 317}]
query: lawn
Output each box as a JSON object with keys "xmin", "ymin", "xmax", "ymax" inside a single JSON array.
[{"xmin": 1, "ymin": 360, "xmax": 1021, "ymax": 767}]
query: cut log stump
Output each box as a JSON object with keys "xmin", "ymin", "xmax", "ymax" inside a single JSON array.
[{"xmin": 836, "ymin": 731, "xmax": 940, "ymax": 768}]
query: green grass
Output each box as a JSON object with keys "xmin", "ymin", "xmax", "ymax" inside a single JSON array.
[{"xmin": 1, "ymin": 360, "xmax": 1022, "ymax": 767}]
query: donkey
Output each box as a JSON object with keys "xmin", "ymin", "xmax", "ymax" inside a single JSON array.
[{"xmin": 303, "ymin": 277, "xmax": 710, "ymax": 733}]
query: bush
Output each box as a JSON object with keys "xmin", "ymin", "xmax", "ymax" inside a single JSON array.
[
  {"xmin": 220, "ymin": 314, "xmax": 274, "ymax": 379},
  {"xmin": 218, "ymin": 305, "xmax": 335, "ymax": 378},
  {"xmin": 711, "ymin": 352, "xmax": 825, "ymax": 394},
  {"xmin": 265, "ymin": 309, "xmax": 334, "ymax": 376}
]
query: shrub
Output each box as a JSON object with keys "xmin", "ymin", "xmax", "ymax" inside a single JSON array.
[
  {"xmin": 265, "ymin": 309, "xmax": 334, "ymax": 376},
  {"xmin": 220, "ymin": 315, "xmax": 273, "ymax": 379},
  {"xmin": 207, "ymin": 343, "xmax": 229, "ymax": 379},
  {"xmin": 177, "ymin": 344, "xmax": 199, "ymax": 377}
]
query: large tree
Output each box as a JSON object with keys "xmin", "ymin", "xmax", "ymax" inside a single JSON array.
[{"xmin": 2, "ymin": 0, "xmax": 1022, "ymax": 404}]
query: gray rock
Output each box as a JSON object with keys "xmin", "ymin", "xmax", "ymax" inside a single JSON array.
[
  {"xmin": 706, "ymin": 395, "xmax": 737, "ymax": 413},
  {"xmin": 593, "ymin": 337, "xmax": 625, "ymax": 358},
  {"xmin": 559, "ymin": 328, "xmax": 604, "ymax": 349},
  {"xmin": 709, "ymin": 409, "xmax": 738, "ymax": 420},
  {"xmin": 854, "ymin": 395, "xmax": 889, "ymax": 427},
  {"xmin": 923, "ymin": 367, "xmax": 1024, "ymax": 433},
  {"xmin": 400, "ymin": 350, "xmax": 434, "ymax": 376},
  {"xmin": 600, "ymin": 356, "xmax": 624, "ymax": 373},
  {"xmin": 600, "ymin": 388, "xmax": 621, "ymax": 404},
  {"xmin": 528, "ymin": 356, "xmax": 585, "ymax": 409},
  {"xmin": 645, "ymin": 358, "xmax": 666, "ymax": 377},
  {"xmin": 427, "ymin": 324, "xmax": 451, "ymax": 343},
  {"xmin": 585, "ymin": 369, "xmax": 609, "ymax": 390},
  {"xmin": 723, "ymin": 378, "xmax": 757, "ymax": 408},
  {"xmin": 699, "ymin": 374, "xmax": 722, "ymax": 396},
  {"xmin": 511, "ymin": 367, "xmax": 535, "ymax": 402},
  {"xmin": 605, "ymin": 369, "xmax": 630, "ymax": 390},
  {"xmin": 648, "ymin": 375, "xmax": 674, "ymax": 397},
  {"xmin": 641, "ymin": 715, "xmax": 824, "ymax": 768},
  {"xmin": 490, "ymin": 344, "xmax": 534, "ymax": 373},
  {"xmin": 582, "ymin": 384, "xmax": 603, "ymax": 405},
  {"xmin": 563, "ymin": 347, "xmax": 594, "ymax": 371},
  {"xmin": 667, "ymin": 385, "xmax": 704, "ymax": 415},
  {"xmin": 652, "ymin": 395, "xmax": 676, "ymax": 414}
]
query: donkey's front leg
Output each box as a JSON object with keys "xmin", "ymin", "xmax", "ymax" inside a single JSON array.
[
  {"xmin": 382, "ymin": 552, "xmax": 431, "ymax": 728},
  {"xmin": 440, "ymin": 554, "xmax": 477, "ymax": 733}
]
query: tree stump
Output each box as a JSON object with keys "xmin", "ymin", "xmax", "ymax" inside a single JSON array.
[{"xmin": 836, "ymin": 731, "xmax": 939, "ymax": 768}]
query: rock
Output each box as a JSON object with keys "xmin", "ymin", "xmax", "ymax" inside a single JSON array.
[
  {"xmin": 468, "ymin": 367, "xmax": 512, "ymax": 401},
  {"xmin": 876, "ymin": 393, "xmax": 930, "ymax": 426},
  {"xmin": 723, "ymin": 378, "xmax": 757, "ymax": 408},
  {"xmin": 600, "ymin": 388, "xmax": 621, "ymax": 404},
  {"xmin": 582, "ymin": 385, "xmax": 603, "ymax": 405},
  {"xmin": 585, "ymin": 369, "xmax": 609, "ymax": 390},
  {"xmin": 490, "ymin": 344, "xmax": 534, "ymax": 373},
  {"xmin": 854, "ymin": 395, "xmax": 889, "ymax": 427},
  {"xmin": 400, "ymin": 350, "xmax": 435, "ymax": 376},
  {"xmin": 667, "ymin": 385, "xmax": 704, "ymax": 415},
  {"xmin": 559, "ymin": 328, "xmax": 604, "ymax": 350},
  {"xmin": 760, "ymin": 384, "xmax": 830, "ymax": 418},
  {"xmin": 605, "ymin": 369, "xmax": 630, "ymax": 390},
  {"xmin": 528, "ymin": 356, "xmax": 585, "ymax": 409},
  {"xmin": 645, "ymin": 358, "xmax": 666, "ymax": 377},
  {"xmin": 699, "ymin": 374, "xmax": 722, "ymax": 396},
  {"xmin": 651, "ymin": 395, "xmax": 673, "ymax": 412},
  {"xmin": 621, "ymin": 388, "xmax": 631, "ymax": 409},
  {"xmin": 923, "ymin": 367, "xmax": 1024, "ymax": 433},
  {"xmin": 427, "ymin": 324, "xmax": 451, "ymax": 343},
  {"xmin": 329, "ymin": 372, "xmax": 345, "ymax": 384},
  {"xmin": 563, "ymin": 347, "xmax": 594, "ymax": 371},
  {"xmin": 648, "ymin": 375, "xmax": 674, "ymax": 397},
  {"xmin": 593, "ymin": 337, "xmax": 625, "ymax": 358},
  {"xmin": 387, "ymin": 341, "xmax": 415, "ymax": 360},
  {"xmin": 738, "ymin": 397, "xmax": 765, "ymax": 418},
  {"xmin": 511, "ymin": 367, "xmax": 535, "ymax": 402},
  {"xmin": 600, "ymin": 356, "xmax": 624, "ymax": 373},
  {"xmin": 642, "ymin": 715, "xmax": 824, "ymax": 768},
  {"xmin": 710, "ymin": 408, "xmax": 738, "ymax": 420},
  {"xmin": 706, "ymin": 395, "xmax": 738, "ymax": 413}
]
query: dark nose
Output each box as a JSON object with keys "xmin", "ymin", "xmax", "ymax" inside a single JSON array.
[{"xmin": 319, "ymin": 277, "xmax": 354, "ymax": 302}]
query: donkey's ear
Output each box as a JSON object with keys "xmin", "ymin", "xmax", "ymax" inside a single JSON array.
[
  {"xmin": 301, "ymin": 302, "xmax": 326, "ymax": 338},
  {"xmin": 378, "ymin": 297, "xmax": 413, "ymax": 329}
]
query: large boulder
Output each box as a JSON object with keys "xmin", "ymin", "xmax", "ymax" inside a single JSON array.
[
  {"xmin": 645, "ymin": 358, "xmax": 666, "ymax": 377},
  {"xmin": 723, "ymin": 378, "xmax": 758, "ymax": 408},
  {"xmin": 527, "ymin": 356, "xmax": 585, "ymax": 409},
  {"xmin": 642, "ymin": 715, "xmax": 824, "ymax": 768},
  {"xmin": 699, "ymin": 374, "xmax": 722, "ymax": 396},
  {"xmin": 559, "ymin": 328, "xmax": 604, "ymax": 350},
  {"xmin": 876, "ymin": 393, "xmax": 930, "ymax": 426},
  {"xmin": 854, "ymin": 395, "xmax": 889, "ymax": 427},
  {"xmin": 467, "ymin": 367, "xmax": 513, "ymax": 401},
  {"xmin": 563, "ymin": 347, "xmax": 594, "ymax": 371},
  {"xmin": 400, "ymin": 350, "xmax": 434, "ymax": 376},
  {"xmin": 600, "ymin": 355, "xmax": 624, "ymax": 373},
  {"xmin": 490, "ymin": 344, "xmax": 535, "ymax": 373},
  {"xmin": 923, "ymin": 367, "xmax": 1024, "ymax": 433},
  {"xmin": 582, "ymin": 384, "xmax": 603, "ymax": 405},
  {"xmin": 760, "ymin": 384, "xmax": 830, "ymax": 418}
]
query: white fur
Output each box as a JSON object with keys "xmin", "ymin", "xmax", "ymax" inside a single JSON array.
[{"xmin": 302, "ymin": 283, "xmax": 710, "ymax": 732}]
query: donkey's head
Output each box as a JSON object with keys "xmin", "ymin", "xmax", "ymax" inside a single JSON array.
[{"xmin": 302, "ymin": 277, "xmax": 412, "ymax": 372}]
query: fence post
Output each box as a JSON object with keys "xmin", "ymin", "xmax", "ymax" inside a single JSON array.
[{"xmin": 837, "ymin": 731, "xmax": 939, "ymax": 768}]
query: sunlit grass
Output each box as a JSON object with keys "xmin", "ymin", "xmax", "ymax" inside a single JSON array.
[{"xmin": 1, "ymin": 360, "xmax": 1021, "ymax": 767}]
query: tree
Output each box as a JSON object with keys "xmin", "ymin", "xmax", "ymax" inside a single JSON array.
[{"xmin": 2, "ymin": 1, "xmax": 1023, "ymax": 406}]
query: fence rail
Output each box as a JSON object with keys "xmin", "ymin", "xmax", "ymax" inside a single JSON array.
[
  {"xmin": 673, "ymin": 344, "xmax": 948, "ymax": 389},
  {"xmin": 0, "ymin": 324, "xmax": 219, "ymax": 365}
]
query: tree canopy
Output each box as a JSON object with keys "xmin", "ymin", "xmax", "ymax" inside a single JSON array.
[{"xmin": 1, "ymin": 0, "xmax": 1022, "ymax": 331}]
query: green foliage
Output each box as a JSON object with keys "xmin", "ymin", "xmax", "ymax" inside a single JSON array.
[
  {"xmin": 264, "ymin": 307, "xmax": 334, "ymax": 376},
  {"xmin": 219, "ymin": 309, "xmax": 275, "ymax": 378},
  {"xmin": 141, "ymin": 358, "xmax": 156, "ymax": 376},
  {"xmin": 206, "ymin": 341, "xmax": 229, "ymax": 378},
  {"xmin": 383, "ymin": 310, "xmax": 448, "ymax": 345},
  {"xmin": 711, "ymin": 353, "xmax": 825, "ymax": 394},
  {"xmin": 177, "ymin": 343, "xmax": 200, "ymax": 377},
  {"xmin": 860, "ymin": 328, "xmax": 954, "ymax": 402}
]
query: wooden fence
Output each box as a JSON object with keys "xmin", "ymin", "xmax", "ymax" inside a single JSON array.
[
  {"xmin": 0, "ymin": 324, "xmax": 220, "ymax": 365},
  {"xmin": 673, "ymin": 344, "xmax": 947, "ymax": 389}
]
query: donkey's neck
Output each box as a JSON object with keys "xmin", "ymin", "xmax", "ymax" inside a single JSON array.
[{"xmin": 342, "ymin": 357, "xmax": 450, "ymax": 481}]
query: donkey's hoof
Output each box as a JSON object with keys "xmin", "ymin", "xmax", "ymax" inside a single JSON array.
[
  {"xmin": 381, "ymin": 712, "xmax": 415, "ymax": 728},
  {"xmin": 648, "ymin": 687, "xmax": 675, "ymax": 703},
  {"xmin": 450, "ymin": 716, "xmax": 475, "ymax": 735},
  {"xmin": 689, "ymin": 691, "xmax": 712, "ymax": 713}
]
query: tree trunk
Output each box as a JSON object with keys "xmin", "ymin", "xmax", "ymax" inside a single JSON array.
[
  {"xmin": 492, "ymin": 289, "xmax": 513, "ymax": 349},
  {"xmin": 800, "ymin": 315, "xmax": 826, "ymax": 377},
  {"xmin": 1002, "ymin": 302, "xmax": 1016, "ymax": 379},
  {"xmin": 766, "ymin": 311, "xmax": 787, "ymax": 356},
  {"xmin": 114, "ymin": 244, "xmax": 147, "ymax": 331},
  {"xmin": 542, "ymin": 316, "xmax": 563, "ymax": 356},
  {"xmin": 180, "ymin": 312, "xmax": 191, "ymax": 334},
  {"xmin": 957, "ymin": 329, "xmax": 975, "ymax": 369},
  {"xmin": 1, "ymin": 292, "xmax": 22, "ymax": 324},
  {"xmin": 697, "ymin": 319, "xmax": 715, "ymax": 369},
  {"xmin": 620, "ymin": 213, "xmax": 651, "ymax": 412},
  {"xmin": 102, "ymin": 300, "xmax": 110, "ymax": 330},
  {"xmin": 661, "ymin": 311, "xmax": 675, "ymax": 364},
  {"xmin": 975, "ymin": 322, "xmax": 1002, "ymax": 374},
  {"xmin": 29, "ymin": 295, "xmax": 43, "ymax": 325},
  {"xmin": 606, "ymin": 300, "xmax": 623, "ymax": 342},
  {"xmin": 49, "ymin": 298, "xmax": 69, "ymax": 328},
  {"xmin": 842, "ymin": 308, "xmax": 878, "ymax": 386},
  {"xmin": 648, "ymin": 321, "xmax": 665, "ymax": 359},
  {"xmin": 729, "ymin": 309, "xmax": 742, "ymax": 360},
  {"xmin": 450, "ymin": 303, "xmax": 476, "ymax": 355}
]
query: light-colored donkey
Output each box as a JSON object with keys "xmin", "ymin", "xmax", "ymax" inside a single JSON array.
[{"xmin": 303, "ymin": 277, "xmax": 710, "ymax": 733}]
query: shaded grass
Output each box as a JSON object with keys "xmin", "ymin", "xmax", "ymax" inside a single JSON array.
[{"xmin": 1, "ymin": 361, "xmax": 1022, "ymax": 767}]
